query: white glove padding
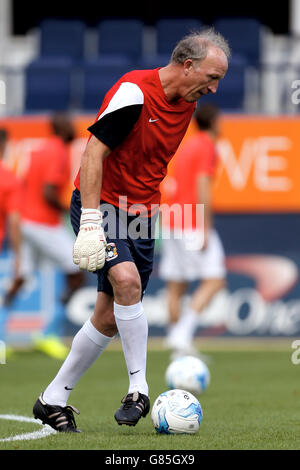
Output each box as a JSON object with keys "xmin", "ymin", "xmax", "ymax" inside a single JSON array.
[{"xmin": 73, "ymin": 208, "xmax": 106, "ymax": 272}]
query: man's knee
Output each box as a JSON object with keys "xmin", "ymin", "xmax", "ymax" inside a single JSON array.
[{"xmin": 108, "ymin": 263, "xmax": 141, "ymax": 303}]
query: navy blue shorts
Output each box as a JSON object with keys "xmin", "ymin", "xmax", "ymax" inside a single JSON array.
[{"xmin": 70, "ymin": 189, "xmax": 156, "ymax": 297}]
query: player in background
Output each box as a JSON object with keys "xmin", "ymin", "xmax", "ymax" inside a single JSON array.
[
  {"xmin": 13, "ymin": 114, "xmax": 84, "ymax": 359},
  {"xmin": 33, "ymin": 29, "xmax": 230, "ymax": 432},
  {"xmin": 159, "ymin": 104, "xmax": 226, "ymax": 356},
  {"xmin": 0, "ymin": 129, "xmax": 23, "ymax": 349}
]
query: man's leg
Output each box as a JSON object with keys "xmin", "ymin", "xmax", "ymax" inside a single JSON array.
[
  {"xmin": 167, "ymin": 229, "xmax": 227, "ymax": 354},
  {"xmin": 4, "ymin": 230, "xmax": 35, "ymax": 306},
  {"xmin": 61, "ymin": 271, "xmax": 85, "ymax": 305},
  {"xmin": 33, "ymin": 292, "xmax": 116, "ymax": 431},
  {"xmin": 171, "ymin": 278, "xmax": 226, "ymax": 351},
  {"xmin": 43, "ymin": 291, "xmax": 116, "ymax": 406},
  {"xmin": 107, "ymin": 261, "xmax": 150, "ymax": 425},
  {"xmin": 190, "ymin": 278, "xmax": 226, "ymax": 312},
  {"xmin": 164, "ymin": 280, "xmax": 187, "ymax": 348},
  {"xmin": 167, "ymin": 280, "xmax": 188, "ymax": 324}
]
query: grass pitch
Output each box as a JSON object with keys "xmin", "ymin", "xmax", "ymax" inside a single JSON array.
[{"xmin": 0, "ymin": 338, "xmax": 299, "ymax": 450}]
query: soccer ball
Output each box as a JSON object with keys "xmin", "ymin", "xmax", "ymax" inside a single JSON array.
[
  {"xmin": 165, "ymin": 355, "xmax": 210, "ymax": 395},
  {"xmin": 151, "ymin": 389, "xmax": 202, "ymax": 434}
]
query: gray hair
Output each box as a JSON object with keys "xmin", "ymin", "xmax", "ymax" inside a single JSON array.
[{"xmin": 170, "ymin": 27, "xmax": 231, "ymax": 64}]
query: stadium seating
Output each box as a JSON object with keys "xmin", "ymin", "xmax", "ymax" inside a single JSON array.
[
  {"xmin": 39, "ymin": 19, "xmax": 86, "ymax": 60},
  {"xmin": 25, "ymin": 58, "xmax": 74, "ymax": 111},
  {"xmin": 81, "ymin": 57, "xmax": 133, "ymax": 111},
  {"xmin": 23, "ymin": 17, "xmax": 252, "ymax": 113},
  {"xmin": 155, "ymin": 18, "xmax": 203, "ymax": 55},
  {"xmin": 98, "ymin": 19, "xmax": 144, "ymax": 59},
  {"xmin": 213, "ymin": 17, "xmax": 261, "ymax": 66},
  {"xmin": 137, "ymin": 54, "xmax": 171, "ymax": 70}
]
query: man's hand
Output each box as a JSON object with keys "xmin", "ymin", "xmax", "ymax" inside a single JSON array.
[
  {"xmin": 73, "ymin": 208, "xmax": 106, "ymax": 272},
  {"xmin": 3, "ymin": 276, "xmax": 25, "ymax": 307}
]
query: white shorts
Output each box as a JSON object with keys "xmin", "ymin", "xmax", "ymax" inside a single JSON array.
[
  {"xmin": 158, "ymin": 228, "xmax": 226, "ymax": 282},
  {"xmin": 19, "ymin": 220, "xmax": 79, "ymax": 277}
]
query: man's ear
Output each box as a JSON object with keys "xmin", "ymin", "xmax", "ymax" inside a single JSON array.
[{"xmin": 183, "ymin": 59, "xmax": 194, "ymax": 75}]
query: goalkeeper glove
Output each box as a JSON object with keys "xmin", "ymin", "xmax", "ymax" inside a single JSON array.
[{"xmin": 73, "ymin": 208, "xmax": 106, "ymax": 272}]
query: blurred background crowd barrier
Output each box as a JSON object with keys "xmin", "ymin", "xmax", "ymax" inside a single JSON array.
[{"xmin": 0, "ymin": 1, "xmax": 300, "ymax": 344}]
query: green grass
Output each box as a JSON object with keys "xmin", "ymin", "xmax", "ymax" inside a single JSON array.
[{"xmin": 0, "ymin": 339, "xmax": 300, "ymax": 450}]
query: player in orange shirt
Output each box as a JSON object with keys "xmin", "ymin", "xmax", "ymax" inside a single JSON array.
[
  {"xmin": 159, "ymin": 104, "xmax": 226, "ymax": 356},
  {"xmin": 0, "ymin": 129, "xmax": 23, "ymax": 346},
  {"xmin": 16, "ymin": 114, "xmax": 84, "ymax": 359}
]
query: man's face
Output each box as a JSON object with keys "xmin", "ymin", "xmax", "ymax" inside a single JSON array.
[{"xmin": 181, "ymin": 47, "xmax": 228, "ymax": 102}]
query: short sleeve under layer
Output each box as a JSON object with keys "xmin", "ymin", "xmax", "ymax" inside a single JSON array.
[{"xmin": 88, "ymin": 82, "xmax": 144, "ymax": 150}]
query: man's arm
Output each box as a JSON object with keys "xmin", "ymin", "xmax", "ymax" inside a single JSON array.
[
  {"xmin": 43, "ymin": 184, "xmax": 66, "ymax": 213},
  {"xmin": 80, "ymin": 135, "xmax": 111, "ymax": 209},
  {"xmin": 74, "ymin": 82, "xmax": 143, "ymax": 271},
  {"xmin": 3, "ymin": 211, "xmax": 25, "ymax": 306},
  {"xmin": 7, "ymin": 211, "xmax": 22, "ymax": 276},
  {"xmin": 73, "ymin": 136, "xmax": 111, "ymax": 272}
]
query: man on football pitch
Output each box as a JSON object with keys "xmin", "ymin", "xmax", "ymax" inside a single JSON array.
[{"xmin": 33, "ymin": 28, "xmax": 230, "ymax": 432}]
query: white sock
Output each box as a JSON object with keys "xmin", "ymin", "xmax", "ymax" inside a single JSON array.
[
  {"xmin": 176, "ymin": 308, "xmax": 199, "ymax": 344},
  {"xmin": 166, "ymin": 322, "xmax": 177, "ymax": 339},
  {"xmin": 114, "ymin": 301, "xmax": 149, "ymax": 397},
  {"xmin": 43, "ymin": 319, "xmax": 113, "ymax": 406}
]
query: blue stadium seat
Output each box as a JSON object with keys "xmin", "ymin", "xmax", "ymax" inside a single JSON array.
[
  {"xmin": 40, "ymin": 19, "xmax": 86, "ymax": 60},
  {"xmin": 81, "ymin": 57, "xmax": 133, "ymax": 111},
  {"xmin": 214, "ymin": 18, "xmax": 261, "ymax": 65},
  {"xmin": 98, "ymin": 19, "xmax": 144, "ymax": 59},
  {"xmin": 137, "ymin": 54, "xmax": 171, "ymax": 70},
  {"xmin": 199, "ymin": 55, "xmax": 247, "ymax": 111},
  {"xmin": 25, "ymin": 58, "xmax": 73, "ymax": 111},
  {"xmin": 156, "ymin": 18, "xmax": 203, "ymax": 55}
]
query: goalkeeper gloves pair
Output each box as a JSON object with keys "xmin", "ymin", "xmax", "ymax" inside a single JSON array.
[{"xmin": 73, "ymin": 208, "xmax": 106, "ymax": 272}]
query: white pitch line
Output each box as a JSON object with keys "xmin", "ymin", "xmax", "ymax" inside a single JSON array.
[{"xmin": 0, "ymin": 414, "xmax": 57, "ymax": 442}]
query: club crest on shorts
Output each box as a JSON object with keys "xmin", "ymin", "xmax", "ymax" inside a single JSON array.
[{"xmin": 105, "ymin": 243, "xmax": 118, "ymax": 261}]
